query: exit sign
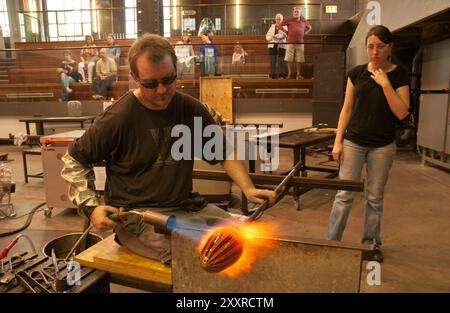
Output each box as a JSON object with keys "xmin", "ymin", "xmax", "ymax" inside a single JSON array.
[{"xmin": 325, "ymin": 5, "xmax": 338, "ymax": 14}]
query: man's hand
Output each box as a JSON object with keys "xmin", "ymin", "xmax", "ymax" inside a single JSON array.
[
  {"xmin": 90, "ymin": 205, "xmax": 120, "ymax": 232},
  {"xmin": 244, "ymin": 188, "xmax": 276, "ymax": 206}
]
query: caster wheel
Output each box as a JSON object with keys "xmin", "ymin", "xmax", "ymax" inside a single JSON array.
[{"xmin": 44, "ymin": 207, "xmax": 53, "ymax": 218}]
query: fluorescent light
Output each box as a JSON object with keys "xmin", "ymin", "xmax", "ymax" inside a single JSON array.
[
  {"xmin": 304, "ymin": 0, "xmax": 308, "ymax": 19},
  {"xmin": 28, "ymin": 0, "xmax": 38, "ymax": 34},
  {"xmin": 92, "ymin": 0, "xmax": 98, "ymax": 33},
  {"xmin": 173, "ymin": 0, "xmax": 177, "ymax": 29},
  {"xmin": 235, "ymin": 0, "xmax": 240, "ymax": 29}
]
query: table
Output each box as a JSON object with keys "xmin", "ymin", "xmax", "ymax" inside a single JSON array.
[
  {"xmin": 248, "ymin": 128, "xmax": 337, "ymax": 210},
  {"xmin": 19, "ymin": 115, "xmax": 97, "ymax": 135}
]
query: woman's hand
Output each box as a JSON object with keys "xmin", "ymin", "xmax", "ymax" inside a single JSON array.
[
  {"xmin": 370, "ymin": 68, "xmax": 390, "ymax": 89},
  {"xmin": 332, "ymin": 142, "xmax": 343, "ymax": 164}
]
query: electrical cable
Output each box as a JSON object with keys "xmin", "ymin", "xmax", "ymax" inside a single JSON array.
[{"xmin": 0, "ymin": 202, "xmax": 46, "ymax": 237}]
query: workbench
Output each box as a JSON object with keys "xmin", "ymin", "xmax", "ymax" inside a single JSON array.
[
  {"xmin": 75, "ymin": 235, "xmax": 172, "ymax": 292},
  {"xmin": 247, "ymin": 128, "xmax": 337, "ymax": 211},
  {"xmin": 74, "ymin": 229, "xmax": 374, "ymax": 293},
  {"xmin": 19, "ymin": 115, "xmax": 96, "ymax": 135}
]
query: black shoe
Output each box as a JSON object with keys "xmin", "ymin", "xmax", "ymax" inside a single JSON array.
[{"xmin": 373, "ymin": 247, "xmax": 384, "ymax": 263}]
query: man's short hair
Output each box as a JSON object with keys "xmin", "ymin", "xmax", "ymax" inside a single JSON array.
[{"xmin": 128, "ymin": 33, "xmax": 177, "ymax": 77}]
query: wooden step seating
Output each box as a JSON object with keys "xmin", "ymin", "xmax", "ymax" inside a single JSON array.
[{"xmin": 2, "ymin": 35, "xmax": 323, "ymax": 101}]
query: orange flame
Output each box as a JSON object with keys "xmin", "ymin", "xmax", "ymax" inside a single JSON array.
[{"xmin": 198, "ymin": 221, "xmax": 279, "ymax": 279}]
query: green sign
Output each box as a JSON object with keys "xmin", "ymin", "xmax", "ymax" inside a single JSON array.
[{"xmin": 325, "ymin": 5, "xmax": 338, "ymax": 14}]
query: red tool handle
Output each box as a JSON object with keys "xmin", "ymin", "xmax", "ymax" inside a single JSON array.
[{"xmin": 0, "ymin": 238, "xmax": 19, "ymax": 260}]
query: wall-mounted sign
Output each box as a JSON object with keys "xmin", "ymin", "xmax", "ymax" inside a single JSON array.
[
  {"xmin": 325, "ymin": 5, "xmax": 338, "ymax": 14},
  {"xmin": 182, "ymin": 10, "xmax": 196, "ymax": 16}
]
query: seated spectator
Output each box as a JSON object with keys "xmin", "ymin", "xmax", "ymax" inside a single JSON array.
[
  {"xmin": 78, "ymin": 35, "xmax": 99, "ymax": 83},
  {"xmin": 92, "ymin": 48, "xmax": 117, "ymax": 100},
  {"xmin": 57, "ymin": 50, "xmax": 83, "ymax": 101},
  {"xmin": 232, "ymin": 44, "xmax": 247, "ymax": 65},
  {"xmin": 199, "ymin": 33, "xmax": 218, "ymax": 77},
  {"xmin": 175, "ymin": 33, "xmax": 195, "ymax": 79},
  {"xmin": 106, "ymin": 33, "xmax": 121, "ymax": 65}
]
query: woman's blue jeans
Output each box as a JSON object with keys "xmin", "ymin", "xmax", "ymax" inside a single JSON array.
[
  {"xmin": 60, "ymin": 73, "xmax": 74, "ymax": 101},
  {"xmin": 327, "ymin": 139, "xmax": 396, "ymax": 246}
]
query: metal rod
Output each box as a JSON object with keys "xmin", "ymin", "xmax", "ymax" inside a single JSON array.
[
  {"xmin": 247, "ymin": 161, "xmax": 303, "ymax": 221},
  {"xmin": 63, "ymin": 225, "xmax": 93, "ymax": 262}
]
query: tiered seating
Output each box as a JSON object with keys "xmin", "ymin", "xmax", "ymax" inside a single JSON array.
[{"xmin": 1, "ymin": 35, "xmax": 324, "ymax": 101}]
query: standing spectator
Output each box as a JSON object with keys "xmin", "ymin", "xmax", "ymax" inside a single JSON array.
[
  {"xmin": 266, "ymin": 13, "xmax": 288, "ymax": 78},
  {"xmin": 105, "ymin": 33, "xmax": 122, "ymax": 65},
  {"xmin": 57, "ymin": 50, "xmax": 82, "ymax": 101},
  {"xmin": 78, "ymin": 35, "xmax": 99, "ymax": 83},
  {"xmin": 92, "ymin": 48, "xmax": 117, "ymax": 100},
  {"xmin": 174, "ymin": 33, "xmax": 195, "ymax": 79},
  {"xmin": 231, "ymin": 44, "xmax": 247, "ymax": 65},
  {"xmin": 281, "ymin": 7, "xmax": 312, "ymax": 79},
  {"xmin": 199, "ymin": 33, "xmax": 218, "ymax": 77},
  {"xmin": 327, "ymin": 26, "xmax": 410, "ymax": 263}
]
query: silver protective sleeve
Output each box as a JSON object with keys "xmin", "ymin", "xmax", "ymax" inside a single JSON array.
[{"xmin": 60, "ymin": 152, "xmax": 100, "ymax": 216}]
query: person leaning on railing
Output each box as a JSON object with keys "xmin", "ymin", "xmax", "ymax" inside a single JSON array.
[{"xmin": 266, "ymin": 13, "xmax": 288, "ymax": 79}]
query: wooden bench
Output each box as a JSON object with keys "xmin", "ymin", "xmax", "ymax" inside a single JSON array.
[
  {"xmin": 75, "ymin": 235, "xmax": 172, "ymax": 292},
  {"xmin": 8, "ymin": 66, "xmax": 130, "ymax": 83},
  {"xmin": 0, "ymin": 78, "xmax": 314, "ymax": 102},
  {"xmin": 0, "ymin": 81, "xmax": 130, "ymax": 102},
  {"xmin": 14, "ymin": 39, "xmax": 132, "ymax": 68}
]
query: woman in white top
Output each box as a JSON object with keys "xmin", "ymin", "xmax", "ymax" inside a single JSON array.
[
  {"xmin": 265, "ymin": 14, "xmax": 288, "ymax": 78},
  {"xmin": 174, "ymin": 33, "xmax": 195, "ymax": 79}
]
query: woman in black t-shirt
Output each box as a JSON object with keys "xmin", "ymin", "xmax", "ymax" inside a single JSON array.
[{"xmin": 327, "ymin": 25, "xmax": 410, "ymax": 263}]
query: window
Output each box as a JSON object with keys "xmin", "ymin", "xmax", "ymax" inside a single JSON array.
[
  {"xmin": 125, "ymin": 0, "xmax": 137, "ymax": 39},
  {"xmin": 46, "ymin": 0, "xmax": 91, "ymax": 41},
  {"xmin": 183, "ymin": 18, "xmax": 195, "ymax": 33},
  {"xmin": 0, "ymin": 0, "xmax": 10, "ymax": 37},
  {"xmin": 162, "ymin": 0, "xmax": 171, "ymax": 37}
]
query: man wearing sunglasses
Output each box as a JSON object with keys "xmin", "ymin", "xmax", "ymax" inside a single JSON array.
[{"xmin": 61, "ymin": 34, "xmax": 275, "ymax": 264}]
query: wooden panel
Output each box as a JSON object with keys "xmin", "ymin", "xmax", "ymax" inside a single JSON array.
[
  {"xmin": 200, "ymin": 76, "xmax": 233, "ymax": 122},
  {"xmin": 75, "ymin": 235, "xmax": 172, "ymax": 286}
]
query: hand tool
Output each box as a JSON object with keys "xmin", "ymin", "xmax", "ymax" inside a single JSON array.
[{"xmin": 199, "ymin": 161, "xmax": 303, "ymax": 273}]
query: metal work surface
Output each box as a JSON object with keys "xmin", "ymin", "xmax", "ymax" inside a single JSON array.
[
  {"xmin": 19, "ymin": 115, "xmax": 96, "ymax": 135},
  {"xmin": 277, "ymin": 129, "xmax": 336, "ymax": 148},
  {"xmin": 172, "ymin": 228, "xmax": 372, "ymax": 293}
]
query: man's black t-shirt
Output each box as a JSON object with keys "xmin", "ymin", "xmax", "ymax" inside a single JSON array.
[
  {"xmin": 344, "ymin": 63, "xmax": 409, "ymax": 147},
  {"xmin": 69, "ymin": 91, "xmax": 222, "ymax": 208}
]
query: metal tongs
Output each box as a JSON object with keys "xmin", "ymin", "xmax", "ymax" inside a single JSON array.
[{"xmin": 246, "ymin": 160, "xmax": 302, "ymax": 222}]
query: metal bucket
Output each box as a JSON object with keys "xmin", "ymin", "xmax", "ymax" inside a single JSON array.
[{"xmin": 42, "ymin": 232, "xmax": 103, "ymax": 260}]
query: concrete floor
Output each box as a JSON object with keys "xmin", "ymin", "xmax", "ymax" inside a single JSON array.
[{"xmin": 1, "ymin": 142, "xmax": 449, "ymax": 292}]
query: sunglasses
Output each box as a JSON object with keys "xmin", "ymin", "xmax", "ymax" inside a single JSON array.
[{"xmin": 137, "ymin": 74, "xmax": 177, "ymax": 89}]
